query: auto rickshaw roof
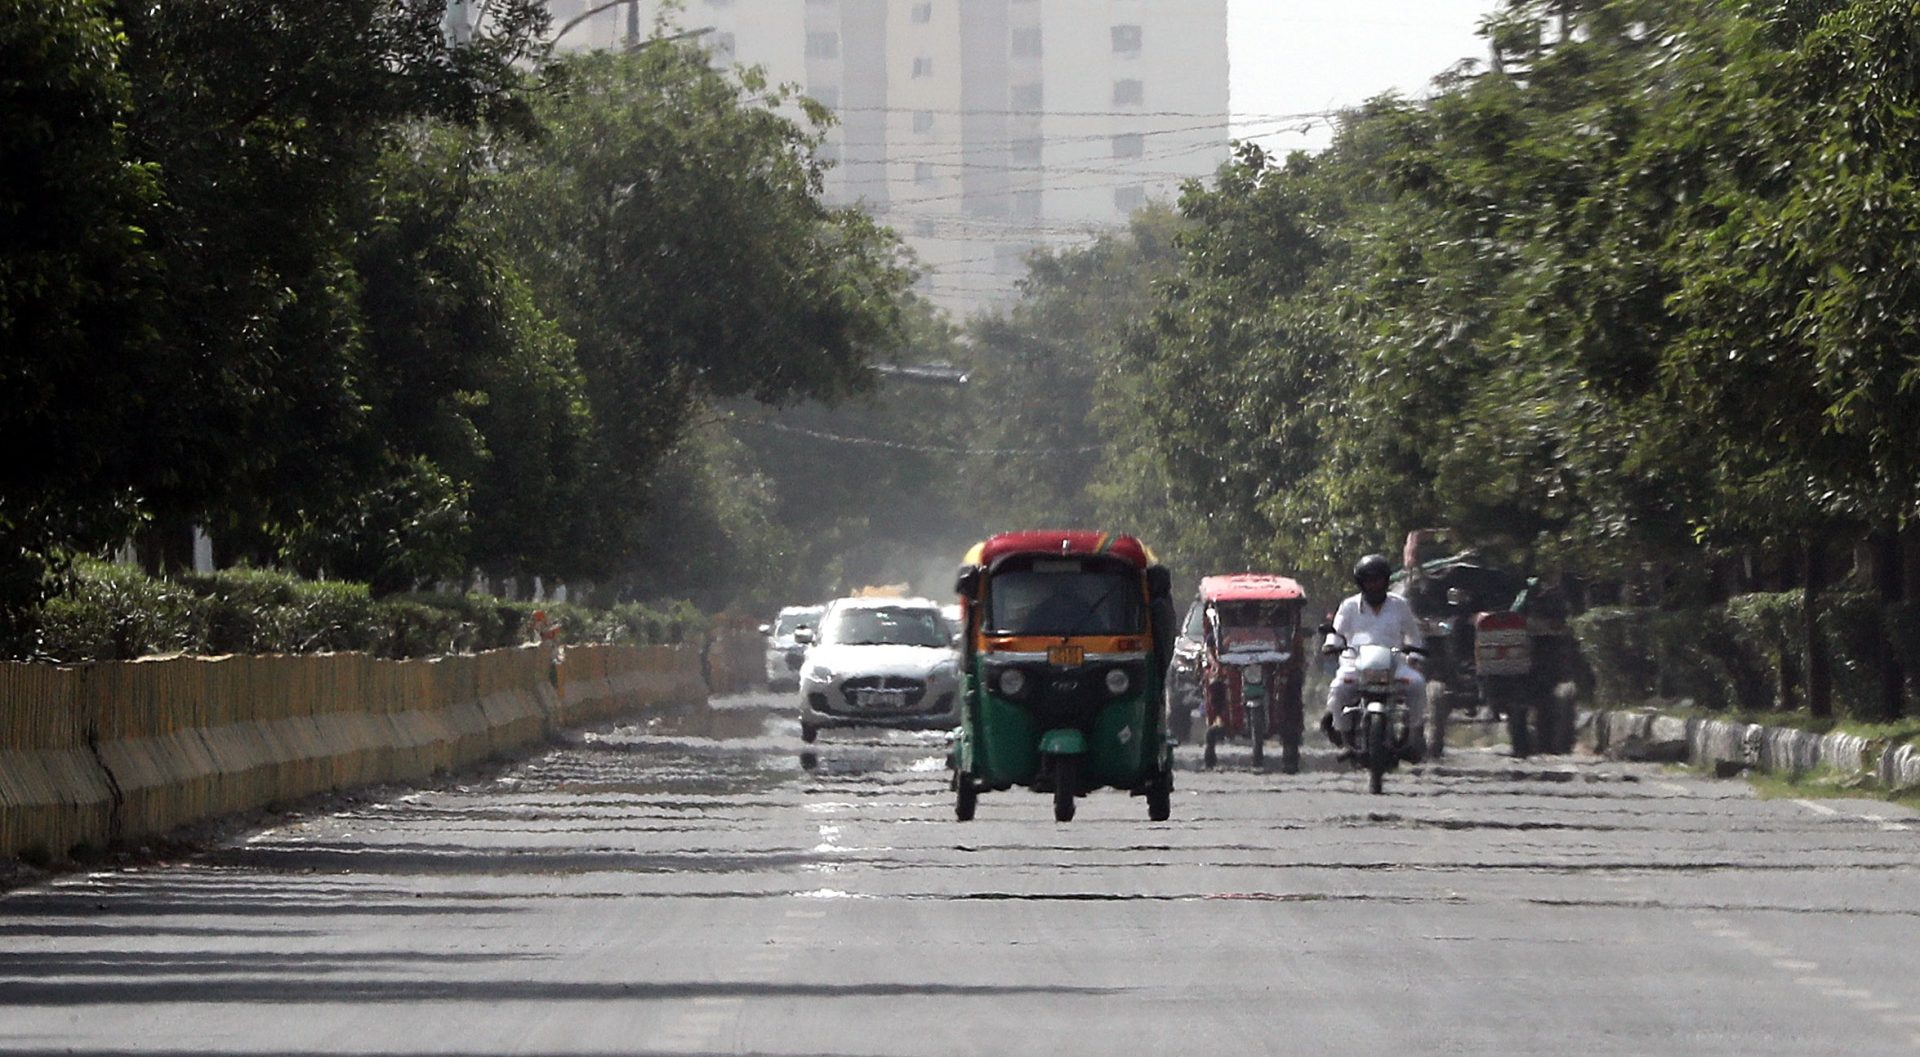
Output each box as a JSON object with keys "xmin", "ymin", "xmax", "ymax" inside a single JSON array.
[
  {"xmin": 966, "ymin": 531, "xmax": 1154, "ymax": 569},
  {"xmin": 1198, "ymin": 574, "xmax": 1306, "ymax": 602}
]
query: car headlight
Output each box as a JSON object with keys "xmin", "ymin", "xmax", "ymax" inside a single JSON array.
[
  {"xmin": 929, "ymin": 660, "xmax": 958, "ymax": 682},
  {"xmin": 1105, "ymin": 668, "xmax": 1132, "ymax": 696},
  {"xmin": 805, "ymin": 664, "xmax": 835, "ymax": 683}
]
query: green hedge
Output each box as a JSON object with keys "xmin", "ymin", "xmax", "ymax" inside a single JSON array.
[
  {"xmin": 9, "ymin": 561, "xmax": 707, "ymax": 662},
  {"xmin": 1574, "ymin": 590, "xmax": 1910, "ymax": 720}
]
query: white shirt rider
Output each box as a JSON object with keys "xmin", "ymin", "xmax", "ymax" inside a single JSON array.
[
  {"xmin": 1330, "ymin": 591, "xmax": 1422, "ymax": 652},
  {"xmin": 1324, "ymin": 563, "xmax": 1428, "ymax": 745}
]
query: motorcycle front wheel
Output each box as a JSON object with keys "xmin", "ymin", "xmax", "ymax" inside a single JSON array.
[{"xmin": 1364, "ymin": 712, "xmax": 1389, "ymax": 795}]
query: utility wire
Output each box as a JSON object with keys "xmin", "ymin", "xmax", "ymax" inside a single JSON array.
[{"xmin": 737, "ymin": 417, "xmax": 1102, "ymax": 456}]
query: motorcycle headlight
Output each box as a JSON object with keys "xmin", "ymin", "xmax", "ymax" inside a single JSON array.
[
  {"xmin": 997, "ymin": 668, "xmax": 1027, "ymax": 697},
  {"xmin": 1105, "ymin": 668, "xmax": 1132, "ymax": 696}
]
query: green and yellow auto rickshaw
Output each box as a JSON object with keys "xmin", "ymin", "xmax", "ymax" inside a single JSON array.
[{"xmin": 947, "ymin": 531, "xmax": 1177, "ymax": 822}]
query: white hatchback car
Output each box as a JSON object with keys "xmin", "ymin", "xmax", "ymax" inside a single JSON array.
[
  {"xmin": 797, "ymin": 597, "xmax": 961, "ymax": 743},
  {"xmin": 760, "ymin": 605, "xmax": 824, "ymax": 691}
]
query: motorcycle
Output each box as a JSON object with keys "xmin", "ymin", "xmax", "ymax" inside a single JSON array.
[{"xmin": 1321, "ymin": 626, "xmax": 1425, "ymax": 795}]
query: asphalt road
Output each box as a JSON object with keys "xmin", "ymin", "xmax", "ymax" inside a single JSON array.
[{"xmin": 3, "ymin": 692, "xmax": 1918, "ymax": 1057}]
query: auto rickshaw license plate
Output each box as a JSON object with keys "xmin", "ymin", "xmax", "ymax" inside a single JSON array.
[{"xmin": 1047, "ymin": 644, "xmax": 1085, "ymax": 667}]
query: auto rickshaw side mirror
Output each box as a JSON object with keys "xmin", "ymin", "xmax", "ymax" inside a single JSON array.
[
  {"xmin": 1317, "ymin": 623, "xmax": 1335, "ymax": 635},
  {"xmin": 955, "ymin": 566, "xmax": 981, "ymax": 598},
  {"xmin": 1146, "ymin": 565, "xmax": 1172, "ymax": 600},
  {"xmin": 757, "ymin": 624, "xmax": 773, "ymax": 636}
]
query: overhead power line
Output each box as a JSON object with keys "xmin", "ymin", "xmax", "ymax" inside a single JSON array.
[{"xmin": 736, "ymin": 418, "xmax": 1102, "ymax": 456}]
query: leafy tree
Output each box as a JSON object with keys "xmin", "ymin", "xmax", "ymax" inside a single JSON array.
[
  {"xmin": 0, "ymin": 0, "xmax": 158, "ymax": 608},
  {"xmin": 106, "ymin": 0, "xmax": 551, "ymax": 569},
  {"xmin": 958, "ymin": 205, "xmax": 1187, "ymax": 539},
  {"xmin": 484, "ymin": 42, "xmax": 915, "ymax": 588}
]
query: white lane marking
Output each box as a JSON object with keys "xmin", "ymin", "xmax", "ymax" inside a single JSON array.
[
  {"xmin": 1656, "ymin": 781, "xmax": 1692, "ymax": 796},
  {"xmin": 1772, "ymin": 959, "xmax": 1819, "ymax": 971},
  {"xmin": 1821, "ymin": 988, "xmax": 1875, "ymax": 1000},
  {"xmin": 1795, "ymin": 799, "xmax": 1840, "ymax": 816},
  {"xmin": 1861, "ymin": 813, "xmax": 1913, "ymax": 833},
  {"xmin": 786, "ymin": 909, "xmax": 827, "ymax": 918},
  {"xmin": 692, "ymin": 996, "xmax": 741, "ymax": 1008},
  {"xmin": 1882, "ymin": 1014, "xmax": 1920, "ymax": 1026},
  {"xmin": 1795, "ymin": 976, "xmax": 1847, "ymax": 988},
  {"xmin": 1712, "ymin": 928, "xmax": 1749, "ymax": 940},
  {"xmin": 1855, "ymin": 1000, "xmax": 1902, "ymax": 1012}
]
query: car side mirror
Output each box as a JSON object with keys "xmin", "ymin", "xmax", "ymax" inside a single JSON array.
[
  {"xmin": 794, "ymin": 627, "xmax": 815, "ymax": 646},
  {"xmin": 757, "ymin": 624, "xmax": 772, "ymax": 636}
]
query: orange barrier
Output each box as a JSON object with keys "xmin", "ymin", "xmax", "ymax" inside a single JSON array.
[{"xmin": 0, "ymin": 644, "xmax": 707, "ymax": 861}]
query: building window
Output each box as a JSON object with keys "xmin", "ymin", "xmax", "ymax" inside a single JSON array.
[
  {"xmin": 1012, "ymin": 189, "xmax": 1042, "ymax": 219},
  {"xmin": 912, "ymin": 55, "xmax": 934, "ymax": 77},
  {"xmin": 995, "ymin": 244, "xmax": 1027, "ymax": 274},
  {"xmin": 1112, "ymin": 133, "xmax": 1144, "ymax": 159},
  {"xmin": 812, "ymin": 85, "xmax": 840, "ymax": 109},
  {"xmin": 806, "ymin": 32, "xmax": 840, "ymax": 58},
  {"xmin": 1011, "ymin": 137, "xmax": 1042, "ymax": 163},
  {"xmin": 1011, "ymin": 27, "xmax": 1042, "ymax": 57},
  {"xmin": 817, "ymin": 141, "xmax": 841, "ymax": 165},
  {"xmin": 1112, "ymin": 24, "xmax": 1142, "ymax": 53},
  {"xmin": 1114, "ymin": 185, "xmax": 1146, "ymax": 211},
  {"xmin": 915, "ymin": 162, "xmax": 935, "ymax": 184},
  {"xmin": 711, "ymin": 31, "xmax": 736, "ymax": 61},
  {"xmin": 1112, "ymin": 79, "xmax": 1144, "ymax": 105},
  {"xmin": 912, "ymin": 110, "xmax": 935, "ymax": 133},
  {"xmin": 911, "ymin": 2, "xmax": 932, "ymax": 23},
  {"xmin": 914, "ymin": 219, "xmax": 938, "ymax": 237},
  {"xmin": 1011, "ymin": 82, "xmax": 1043, "ymax": 110}
]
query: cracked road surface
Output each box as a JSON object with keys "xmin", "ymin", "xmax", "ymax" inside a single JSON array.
[{"xmin": 3, "ymin": 694, "xmax": 1918, "ymax": 1056}]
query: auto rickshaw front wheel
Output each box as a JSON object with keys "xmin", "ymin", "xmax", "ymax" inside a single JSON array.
[
  {"xmin": 1202, "ymin": 726, "xmax": 1220, "ymax": 770},
  {"xmin": 800, "ymin": 722, "xmax": 819, "ymax": 744},
  {"xmin": 1052, "ymin": 755, "xmax": 1079, "ymax": 822}
]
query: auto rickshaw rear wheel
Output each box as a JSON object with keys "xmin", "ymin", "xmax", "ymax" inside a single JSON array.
[
  {"xmin": 1146, "ymin": 775, "xmax": 1171, "ymax": 822},
  {"xmin": 954, "ymin": 770, "xmax": 978, "ymax": 822},
  {"xmin": 1249, "ymin": 701, "xmax": 1265, "ymax": 769},
  {"xmin": 1202, "ymin": 726, "xmax": 1219, "ymax": 770},
  {"xmin": 800, "ymin": 722, "xmax": 819, "ymax": 745}
]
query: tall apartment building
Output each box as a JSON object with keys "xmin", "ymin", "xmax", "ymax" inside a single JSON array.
[{"xmin": 547, "ymin": 0, "xmax": 1229, "ymax": 317}]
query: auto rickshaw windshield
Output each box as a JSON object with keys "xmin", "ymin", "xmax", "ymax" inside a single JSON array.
[
  {"xmin": 1214, "ymin": 600, "xmax": 1299, "ymax": 632},
  {"xmin": 986, "ymin": 561, "xmax": 1144, "ymax": 636}
]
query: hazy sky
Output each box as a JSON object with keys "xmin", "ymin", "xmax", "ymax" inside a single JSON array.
[{"xmin": 1229, "ymin": 0, "xmax": 1502, "ymax": 156}]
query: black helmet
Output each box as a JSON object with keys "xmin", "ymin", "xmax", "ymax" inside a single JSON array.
[{"xmin": 1352, "ymin": 553, "xmax": 1394, "ymax": 585}]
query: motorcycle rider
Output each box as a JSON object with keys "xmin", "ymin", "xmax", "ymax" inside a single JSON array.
[{"xmin": 1323, "ymin": 553, "xmax": 1427, "ymax": 761}]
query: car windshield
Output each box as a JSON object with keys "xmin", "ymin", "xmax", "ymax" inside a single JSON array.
[
  {"xmin": 774, "ymin": 610, "xmax": 821, "ymax": 636},
  {"xmin": 820, "ymin": 607, "xmax": 948, "ymax": 648},
  {"xmin": 987, "ymin": 566, "xmax": 1143, "ymax": 636}
]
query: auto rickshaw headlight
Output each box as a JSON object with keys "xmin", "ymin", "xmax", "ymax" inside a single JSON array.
[
  {"xmin": 1104, "ymin": 668, "xmax": 1132, "ymax": 696},
  {"xmin": 996, "ymin": 668, "xmax": 1027, "ymax": 697}
]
